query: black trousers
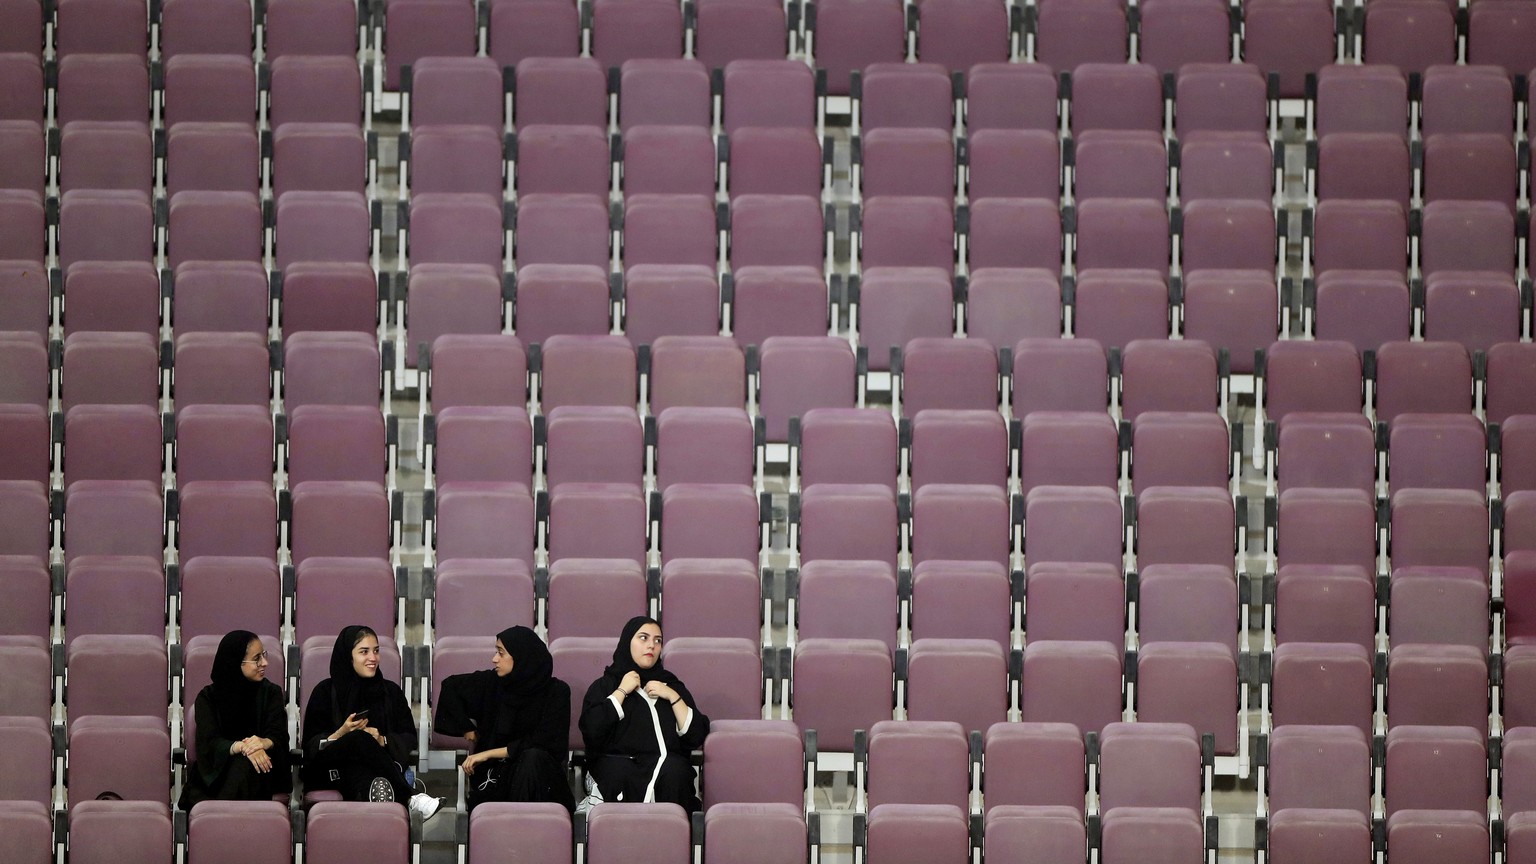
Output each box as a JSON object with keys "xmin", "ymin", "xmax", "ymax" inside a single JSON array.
[
  {"xmin": 311, "ymin": 730, "xmax": 412, "ymax": 802},
  {"xmin": 589, "ymin": 753, "xmax": 700, "ymax": 813},
  {"xmin": 467, "ymin": 748, "xmax": 575, "ymax": 812}
]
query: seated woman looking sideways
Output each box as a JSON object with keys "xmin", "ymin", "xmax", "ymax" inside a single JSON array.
[
  {"xmin": 434, "ymin": 625, "xmax": 575, "ymax": 811},
  {"xmin": 301, "ymin": 625, "xmax": 441, "ymax": 818},
  {"xmin": 180, "ymin": 630, "xmax": 291, "ymax": 808},
  {"xmin": 578, "ymin": 616, "xmax": 710, "ymax": 812}
]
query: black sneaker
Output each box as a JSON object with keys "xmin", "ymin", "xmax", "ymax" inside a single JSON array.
[{"xmin": 368, "ymin": 777, "xmax": 395, "ymax": 802}]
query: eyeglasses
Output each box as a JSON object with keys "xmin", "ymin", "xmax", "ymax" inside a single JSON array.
[{"xmin": 241, "ymin": 652, "xmax": 268, "ymax": 665}]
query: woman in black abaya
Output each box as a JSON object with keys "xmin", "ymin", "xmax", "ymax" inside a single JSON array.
[
  {"xmin": 180, "ymin": 630, "xmax": 291, "ymax": 808},
  {"xmin": 578, "ymin": 616, "xmax": 710, "ymax": 812},
  {"xmin": 301, "ymin": 625, "xmax": 439, "ymax": 817},
  {"xmin": 434, "ymin": 625, "xmax": 575, "ymax": 811}
]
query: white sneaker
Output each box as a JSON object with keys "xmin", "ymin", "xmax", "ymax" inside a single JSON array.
[{"xmin": 409, "ymin": 792, "xmax": 442, "ymax": 820}]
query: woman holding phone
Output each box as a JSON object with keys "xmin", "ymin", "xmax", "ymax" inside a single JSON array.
[
  {"xmin": 180, "ymin": 630, "xmax": 291, "ymax": 807},
  {"xmin": 301, "ymin": 625, "xmax": 440, "ymax": 818},
  {"xmin": 578, "ymin": 616, "xmax": 710, "ymax": 812}
]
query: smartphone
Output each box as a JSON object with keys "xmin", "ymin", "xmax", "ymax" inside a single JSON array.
[{"xmin": 353, "ymin": 709, "xmax": 369, "ymax": 720}]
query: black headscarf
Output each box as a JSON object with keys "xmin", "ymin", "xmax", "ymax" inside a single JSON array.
[
  {"xmin": 328, "ymin": 624, "xmax": 385, "ymax": 723},
  {"xmin": 209, "ymin": 629, "xmax": 263, "ymax": 738},
  {"xmin": 498, "ymin": 625, "xmax": 555, "ymax": 698},
  {"xmin": 603, "ymin": 616, "xmax": 680, "ymax": 686}
]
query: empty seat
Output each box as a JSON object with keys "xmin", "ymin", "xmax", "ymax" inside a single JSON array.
[
  {"xmin": 1267, "ymin": 723, "xmax": 1371, "ymax": 815},
  {"xmin": 728, "ymin": 195, "xmax": 824, "ymax": 271},
  {"xmin": 1100, "ymin": 807, "xmax": 1205, "ymax": 864},
  {"xmin": 1362, "ymin": 0, "xmax": 1457, "ymax": 78},
  {"xmin": 1262, "ymin": 339, "xmax": 1363, "ymax": 423},
  {"xmin": 910, "ymin": 409, "xmax": 1009, "ymax": 490},
  {"xmin": 623, "ymin": 264, "xmax": 722, "ymax": 348},
  {"xmin": 162, "ymin": 55, "xmax": 258, "ymax": 128},
  {"xmin": 1273, "ymin": 487, "xmax": 1377, "ymax": 574},
  {"xmin": 866, "ymin": 720, "xmax": 970, "ymax": 810},
  {"xmin": 1019, "ymin": 408, "xmax": 1118, "ymax": 491},
  {"xmin": 811, "ymin": 0, "xmax": 904, "ymax": 96},
  {"xmin": 1269, "ymin": 641, "xmax": 1373, "ymax": 734},
  {"xmin": 701, "ymin": 803, "xmax": 808, "ymax": 864},
  {"xmin": 432, "ymin": 558, "xmax": 535, "ymax": 640},
  {"xmin": 964, "ymin": 63, "xmax": 1058, "ymax": 132},
  {"xmin": 1312, "ymin": 270, "xmax": 1412, "ymax": 356},
  {"xmin": 1174, "ymin": 63, "xmax": 1267, "ymax": 136},
  {"xmin": 59, "ymin": 190, "xmax": 154, "ymax": 268},
  {"xmin": 965, "ymin": 129, "xmax": 1060, "ymax": 201},
  {"xmin": 427, "ymin": 334, "xmax": 527, "ymax": 410},
  {"xmin": 858, "ymin": 196, "xmax": 956, "ymax": 271},
  {"xmin": 1023, "ymin": 561, "xmax": 1125, "ymax": 652},
  {"xmin": 405, "ymin": 193, "xmax": 505, "ymax": 272},
  {"xmin": 755, "ymin": 336, "xmax": 855, "ymax": 443},
  {"xmin": 1073, "ymin": 130, "xmax": 1167, "ymax": 202},
  {"xmin": 1071, "ymin": 269, "xmax": 1170, "ymax": 350},
  {"xmin": 1073, "ymin": 199, "xmax": 1170, "ymax": 276},
  {"xmin": 1383, "ymin": 724, "xmax": 1488, "ymax": 815},
  {"xmin": 647, "ymin": 336, "xmax": 745, "ymax": 413},
  {"xmin": 408, "ymin": 57, "xmax": 502, "ymax": 130},
  {"xmin": 1018, "ymin": 640, "xmax": 1123, "ymax": 736},
  {"xmin": 914, "ymin": 0, "xmax": 1008, "ymax": 73},
  {"xmin": 512, "ymin": 58, "xmax": 608, "ymax": 129},
  {"xmin": 1023, "ymin": 485, "xmax": 1123, "ymax": 569},
  {"xmin": 1131, "ymin": 412, "xmax": 1230, "ymax": 493},
  {"xmin": 591, "ymin": 0, "xmax": 685, "ymax": 68},
  {"xmin": 513, "ymin": 193, "xmax": 611, "ymax": 270},
  {"xmin": 725, "ymin": 127, "xmax": 824, "ymax": 198},
  {"xmin": 545, "ymin": 558, "xmax": 648, "ymax": 640},
  {"xmin": 621, "ymin": 124, "xmax": 716, "ymax": 196},
  {"xmin": 1036, "ymin": 0, "xmax": 1129, "ymax": 70},
  {"xmin": 586, "ymin": 803, "xmax": 691, "ymax": 864},
  {"xmin": 264, "ymin": 0, "xmax": 359, "ymax": 59},
  {"xmin": 432, "ymin": 481, "xmax": 536, "ymax": 567},
  {"xmin": 796, "ymin": 408, "xmax": 898, "ymax": 491},
  {"xmin": 0, "ymin": 480, "xmax": 52, "ymax": 562},
  {"xmin": 179, "ymin": 556, "xmax": 282, "ymax": 644},
  {"xmin": 981, "ymin": 722, "xmax": 1087, "ymax": 812},
  {"xmin": 273, "ymin": 123, "xmax": 368, "ymax": 199},
  {"xmin": 855, "ymin": 267, "xmax": 955, "ymax": 372},
  {"xmin": 1273, "ymin": 563, "xmax": 1375, "ymax": 651},
  {"xmin": 797, "ymin": 483, "xmax": 900, "ymax": 568},
  {"xmin": 65, "ymin": 634, "xmax": 168, "ymax": 722},
  {"xmin": 404, "ymin": 263, "xmax": 504, "ymax": 367},
  {"xmin": 794, "ymin": 559, "xmax": 899, "ymax": 652},
  {"xmin": 1422, "ymin": 132, "xmax": 1517, "ymax": 213},
  {"xmin": 267, "ymin": 56, "xmax": 363, "ymax": 127},
  {"xmin": 292, "ymin": 556, "xmax": 396, "ymax": 647},
  {"xmin": 488, "ymin": 0, "xmax": 581, "ymax": 67},
  {"xmin": 287, "ymin": 481, "xmax": 390, "ymax": 565},
  {"xmin": 66, "ymin": 800, "xmax": 173, "ymax": 863},
  {"xmin": 911, "ymin": 483, "xmax": 1011, "ymax": 567},
  {"xmin": 618, "ymin": 59, "xmax": 709, "ymax": 130},
  {"xmin": 273, "ymin": 191, "xmax": 371, "ymax": 272},
  {"xmin": 1419, "ymin": 200, "xmax": 1516, "ymax": 279},
  {"xmin": 659, "ymin": 558, "xmax": 761, "ymax": 644},
  {"xmin": 1386, "ymin": 644, "xmax": 1489, "ymax": 732},
  {"xmin": 546, "ymin": 482, "xmax": 648, "ymax": 564},
  {"xmin": 899, "ymin": 337, "xmax": 998, "ymax": 414},
  {"xmin": 1423, "ymin": 272, "xmax": 1521, "ymax": 355},
  {"xmin": 185, "ymin": 801, "xmax": 291, "ymax": 864},
  {"xmin": 964, "ymin": 269, "xmax": 1061, "ymax": 351},
  {"xmin": 789, "ymin": 638, "xmax": 893, "ymax": 750},
  {"xmin": 305, "ymin": 802, "xmax": 410, "ymax": 864},
  {"xmin": 720, "ymin": 59, "xmax": 816, "ymax": 133},
  {"xmin": 63, "ymin": 480, "xmax": 163, "ymax": 564},
  {"xmin": 382, "ymin": 0, "xmax": 476, "ymax": 91},
  {"xmin": 659, "ymin": 484, "xmax": 761, "ymax": 564},
  {"xmin": 58, "ymin": 55, "xmax": 151, "ymax": 125},
  {"xmin": 1314, "ymin": 133, "xmax": 1412, "ymax": 211},
  {"xmin": 466, "ymin": 803, "xmax": 571, "ymax": 864},
  {"xmin": 60, "ymin": 260, "xmax": 159, "ymax": 339},
  {"xmin": 1177, "ymin": 131, "xmax": 1275, "ymax": 202}
]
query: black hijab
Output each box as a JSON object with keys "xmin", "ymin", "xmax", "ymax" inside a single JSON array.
[
  {"xmin": 603, "ymin": 616, "xmax": 680, "ymax": 686},
  {"xmin": 498, "ymin": 625, "xmax": 555, "ymax": 698},
  {"xmin": 209, "ymin": 629, "xmax": 263, "ymax": 738},
  {"xmin": 328, "ymin": 624, "xmax": 385, "ymax": 722}
]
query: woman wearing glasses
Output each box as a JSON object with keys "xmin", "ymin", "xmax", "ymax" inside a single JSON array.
[{"xmin": 180, "ymin": 630, "xmax": 291, "ymax": 807}]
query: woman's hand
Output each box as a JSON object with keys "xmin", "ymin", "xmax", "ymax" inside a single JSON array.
[
  {"xmin": 643, "ymin": 681, "xmax": 678, "ymax": 704},
  {"xmin": 330, "ymin": 712, "xmax": 368, "ymax": 741},
  {"xmin": 461, "ymin": 751, "xmax": 488, "ymax": 776},
  {"xmin": 244, "ymin": 744, "xmax": 273, "ymax": 773},
  {"xmin": 618, "ymin": 671, "xmax": 642, "ymax": 695},
  {"xmin": 463, "ymin": 730, "xmax": 477, "ymax": 743},
  {"xmin": 364, "ymin": 726, "xmax": 387, "ymax": 747}
]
